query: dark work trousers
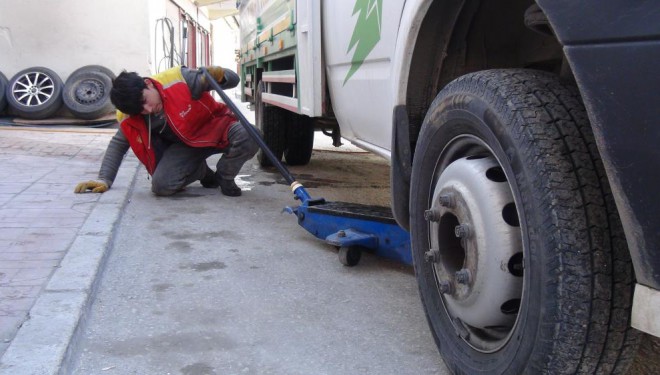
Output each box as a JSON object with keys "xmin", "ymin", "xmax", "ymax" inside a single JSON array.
[{"xmin": 151, "ymin": 122, "xmax": 259, "ymax": 196}]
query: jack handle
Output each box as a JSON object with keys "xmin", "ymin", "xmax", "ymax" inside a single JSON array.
[{"xmin": 201, "ymin": 68, "xmax": 311, "ymax": 203}]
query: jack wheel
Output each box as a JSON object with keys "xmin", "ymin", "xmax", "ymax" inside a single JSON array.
[{"xmin": 338, "ymin": 246, "xmax": 361, "ymax": 267}]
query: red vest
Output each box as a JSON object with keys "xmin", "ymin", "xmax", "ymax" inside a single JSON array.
[{"xmin": 117, "ymin": 67, "xmax": 237, "ymax": 175}]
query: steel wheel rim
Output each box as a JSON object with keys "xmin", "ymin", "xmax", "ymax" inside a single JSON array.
[
  {"xmin": 11, "ymin": 72, "xmax": 55, "ymax": 107},
  {"xmin": 427, "ymin": 134, "xmax": 525, "ymax": 353},
  {"xmin": 74, "ymin": 79, "xmax": 105, "ymax": 104}
]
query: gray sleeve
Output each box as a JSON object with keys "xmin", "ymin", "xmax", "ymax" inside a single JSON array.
[
  {"xmin": 98, "ymin": 130, "xmax": 130, "ymax": 187},
  {"xmin": 182, "ymin": 66, "xmax": 240, "ymax": 100}
]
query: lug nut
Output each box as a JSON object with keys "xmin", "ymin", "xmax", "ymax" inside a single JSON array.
[
  {"xmin": 455, "ymin": 268, "xmax": 471, "ymax": 284},
  {"xmin": 454, "ymin": 224, "xmax": 470, "ymax": 238},
  {"xmin": 424, "ymin": 209, "xmax": 441, "ymax": 222},
  {"xmin": 438, "ymin": 194, "xmax": 455, "ymax": 208},
  {"xmin": 424, "ymin": 249, "xmax": 440, "ymax": 263},
  {"xmin": 438, "ymin": 280, "xmax": 454, "ymax": 295}
]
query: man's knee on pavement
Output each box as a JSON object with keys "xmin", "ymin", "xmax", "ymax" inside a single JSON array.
[
  {"xmin": 151, "ymin": 184, "xmax": 178, "ymax": 196},
  {"xmin": 151, "ymin": 175, "xmax": 184, "ymax": 196}
]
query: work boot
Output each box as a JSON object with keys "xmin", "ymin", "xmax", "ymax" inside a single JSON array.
[
  {"xmin": 219, "ymin": 178, "xmax": 242, "ymax": 197},
  {"xmin": 200, "ymin": 168, "xmax": 220, "ymax": 188}
]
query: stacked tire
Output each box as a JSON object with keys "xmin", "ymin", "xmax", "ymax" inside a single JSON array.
[
  {"xmin": 4, "ymin": 67, "xmax": 63, "ymax": 119},
  {"xmin": 0, "ymin": 72, "xmax": 8, "ymax": 115},
  {"xmin": 1, "ymin": 65, "xmax": 114, "ymax": 120},
  {"xmin": 62, "ymin": 65, "xmax": 115, "ymax": 120}
]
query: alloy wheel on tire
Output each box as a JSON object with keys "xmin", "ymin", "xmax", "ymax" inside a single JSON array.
[
  {"xmin": 11, "ymin": 71, "xmax": 56, "ymax": 107},
  {"xmin": 6, "ymin": 67, "xmax": 63, "ymax": 120}
]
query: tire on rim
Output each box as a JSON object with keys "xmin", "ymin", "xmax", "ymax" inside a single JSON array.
[
  {"xmin": 0, "ymin": 72, "xmax": 7, "ymax": 114},
  {"xmin": 69, "ymin": 65, "xmax": 116, "ymax": 80},
  {"xmin": 6, "ymin": 67, "xmax": 63, "ymax": 120},
  {"xmin": 255, "ymin": 81, "xmax": 288, "ymax": 167},
  {"xmin": 284, "ymin": 113, "xmax": 314, "ymax": 166},
  {"xmin": 63, "ymin": 69, "xmax": 114, "ymax": 119},
  {"xmin": 410, "ymin": 69, "xmax": 640, "ymax": 374}
]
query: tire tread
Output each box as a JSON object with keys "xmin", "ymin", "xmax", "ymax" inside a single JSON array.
[
  {"xmin": 255, "ymin": 81, "xmax": 288, "ymax": 167},
  {"xmin": 411, "ymin": 69, "xmax": 639, "ymax": 374},
  {"xmin": 284, "ymin": 114, "xmax": 314, "ymax": 166}
]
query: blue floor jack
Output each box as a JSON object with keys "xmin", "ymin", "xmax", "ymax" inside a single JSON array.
[{"xmin": 204, "ymin": 69, "xmax": 411, "ymax": 266}]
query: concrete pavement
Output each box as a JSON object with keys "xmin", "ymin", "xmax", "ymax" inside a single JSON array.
[
  {"xmin": 67, "ymin": 146, "xmax": 449, "ymax": 375},
  {"xmin": 0, "ymin": 122, "xmax": 449, "ymax": 375},
  {"xmin": 0, "ymin": 126, "xmax": 139, "ymax": 374},
  {"xmin": 3, "ymin": 85, "xmax": 660, "ymax": 375},
  {"xmin": 0, "ymin": 118, "xmax": 655, "ymax": 374}
]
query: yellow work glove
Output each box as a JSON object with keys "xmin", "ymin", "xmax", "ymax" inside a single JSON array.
[
  {"xmin": 204, "ymin": 66, "xmax": 225, "ymax": 84},
  {"xmin": 74, "ymin": 180, "xmax": 109, "ymax": 194}
]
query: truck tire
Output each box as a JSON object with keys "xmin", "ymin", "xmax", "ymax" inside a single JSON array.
[
  {"xmin": 284, "ymin": 113, "xmax": 314, "ymax": 166},
  {"xmin": 6, "ymin": 67, "xmax": 63, "ymax": 120},
  {"xmin": 0, "ymin": 72, "xmax": 7, "ymax": 114},
  {"xmin": 63, "ymin": 70, "xmax": 114, "ymax": 119},
  {"xmin": 409, "ymin": 69, "xmax": 640, "ymax": 374},
  {"xmin": 255, "ymin": 81, "xmax": 287, "ymax": 167}
]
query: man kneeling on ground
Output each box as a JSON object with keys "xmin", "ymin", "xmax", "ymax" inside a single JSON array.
[{"xmin": 74, "ymin": 65, "xmax": 258, "ymax": 197}]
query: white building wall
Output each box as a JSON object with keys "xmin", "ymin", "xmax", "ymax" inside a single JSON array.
[
  {"xmin": 0, "ymin": 0, "xmax": 151, "ymax": 79},
  {"xmin": 0, "ymin": 0, "xmax": 212, "ymax": 81}
]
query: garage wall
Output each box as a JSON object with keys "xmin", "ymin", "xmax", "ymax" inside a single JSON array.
[
  {"xmin": 0, "ymin": 0, "xmax": 212, "ymax": 81},
  {"xmin": 0, "ymin": 0, "xmax": 151, "ymax": 80},
  {"xmin": 148, "ymin": 0, "xmax": 213, "ymax": 72}
]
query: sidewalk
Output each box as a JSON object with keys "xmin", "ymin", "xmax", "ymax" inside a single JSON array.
[
  {"xmin": 0, "ymin": 126, "xmax": 138, "ymax": 373},
  {"xmin": 0, "ymin": 90, "xmax": 254, "ymax": 374}
]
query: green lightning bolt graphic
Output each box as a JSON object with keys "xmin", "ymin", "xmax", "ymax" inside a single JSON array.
[{"xmin": 344, "ymin": 0, "xmax": 383, "ymax": 85}]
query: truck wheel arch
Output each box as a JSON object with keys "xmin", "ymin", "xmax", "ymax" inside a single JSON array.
[{"xmin": 391, "ymin": 0, "xmax": 569, "ymax": 229}]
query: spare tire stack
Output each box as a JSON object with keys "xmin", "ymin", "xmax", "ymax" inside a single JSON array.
[
  {"xmin": 62, "ymin": 65, "xmax": 116, "ymax": 120},
  {"xmin": 1, "ymin": 65, "xmax": 115, "ymax": 121}
]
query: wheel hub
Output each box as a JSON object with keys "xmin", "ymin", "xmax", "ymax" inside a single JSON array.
[
  {"xmin": 12, "ymin": 72, "xmax": 55, "ymax": 107},
  {"xmin": 428, "ymin": 156, "xmax": 523, "ymax": 351},
  {"xmin": 74, "ymin": 79, "xmax": 104, "ymax": 104}
]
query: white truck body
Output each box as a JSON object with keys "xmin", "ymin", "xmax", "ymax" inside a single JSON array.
[
  {"xmin": 239, "ymin": 0, "xmax": 407, "ymax": 158},
  {"xmin": 321, "ymin": 0, "xmax": 405, "ymax": 156},
  {"xmin": 239, "ymin": 0, "xmax": 660, "ymax": 373}
]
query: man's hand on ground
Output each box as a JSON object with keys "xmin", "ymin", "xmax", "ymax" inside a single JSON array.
[{"xmin": 74, "ymin": 180, "xmax": 109, "ymax": 193}]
